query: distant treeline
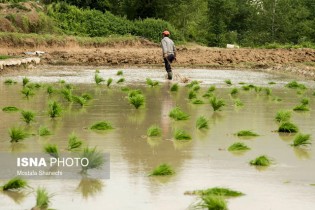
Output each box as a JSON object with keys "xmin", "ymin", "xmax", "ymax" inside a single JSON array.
[{"xmin": 1, "ymin": 0, "xmax": 315, "ymax": 47}]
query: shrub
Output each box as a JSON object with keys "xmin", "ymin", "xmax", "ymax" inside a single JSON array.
[
  {"xmin": 149, "ymin": 163, "xmax": 174, "ymax": 176},
  {"xmin": 285, "ymin": 81, "xmax": 306, "ymax": 89},
  {"xmin": 224, "ymin": 79, "xmax": 232, "ymax": 85},
  {"xmin": 197, "ymin": 195, "xmax": 227, "ymax": 210}
]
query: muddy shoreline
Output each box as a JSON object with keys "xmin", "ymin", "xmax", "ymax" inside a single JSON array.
[{"xmin": 2, "ymin": 45, "xmax": 315, "ymax": 79}]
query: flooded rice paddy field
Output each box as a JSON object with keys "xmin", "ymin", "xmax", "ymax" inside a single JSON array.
[{"xmin": 0, "ymin": 67, "xmax": 315, "ymax": 210}]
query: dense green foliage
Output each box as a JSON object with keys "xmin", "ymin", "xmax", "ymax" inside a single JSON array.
[{"xmin": 2, "ymin": 0, "xmax": 315, "ymax": 46}]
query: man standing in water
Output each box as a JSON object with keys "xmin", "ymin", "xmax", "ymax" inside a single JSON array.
[{"xmin": 161, "ymin": 30, "xmax": 176, "ymax": 80}]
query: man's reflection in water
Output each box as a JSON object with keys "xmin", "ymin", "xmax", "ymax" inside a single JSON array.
[{"xmin": 161, "ymin": 82, "xmax": 175, "ymax": 137}]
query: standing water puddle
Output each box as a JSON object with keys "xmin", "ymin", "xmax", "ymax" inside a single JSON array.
[{"xmin": 0, "ymin": 67, "xmax": 315, "ymax": 210}]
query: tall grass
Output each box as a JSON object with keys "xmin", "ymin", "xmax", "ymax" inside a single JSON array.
[
  {"xmin": 291, "ymin": 133, "xmax": 311, "ymax": 147},
  {"xmin": 48, "ymin": 101, "xmax": 62, "ymax": 118},
  {"xmin": 174, "ymin": 129, "xmax": 191, "ymax": 140},
  {"xmin": 170, "ymin": 83, "xmax": 179, "ymax": 92},
  {"xmin": 228, "ymin": 142, "xmax": 250, "ymax": 151},
  {"xmin": 210, "ymin": 96, "xmax": 225, "ymax": 111},
  {"xmin": 278, "ymin": 122, "xmax": 299, "ymax": 133},
  {"xmin": 35, "ymin": 187, "xmax": 51, "ymax": 210},
  {"xmin": 149, "ymin": 163, "xmax": 174, "ymax": 176},
  {"xmin": 90, "ymin": 121, "xmax": 113, "ymax": 130},
  {"xmin": 128, "ymin": 94, "xmax": 145, "ymax": 109},
  {"xmin": 81, "ymin": 147, "xmax": 105, "ymax": 172},
  {"xmin": 2, "ymin": 106, "xmax": 19, "ymax": 112},
  {"xmin": 94, "ymin": 74, "xmax": 104, "ymax": 85},
  {"xmin": 2, "ymin": 177, "xmax": 27, "ymax": 191},
  {"xmin": 146, "ymin": 78, "xmax": 159, "ymax": 87},
  {"xmin": 275, "ymin": 110, "xmax": 291, "ymax": 123},
  {"xmin": 67, "ymin": 133, "xmax": 83, "ymax": 150},
  {"xmin": 21, "ymin": 110, "xmax": 35, "ymax": 124},
  {"xmin": 44, "ymin": 144, "xmax": 59, "ymax": 158},
  {"xmin": 235, "ymin": 130, "xmax": 259, "ymax": 137},
  {"xmin": 9, "ymin": 127, "xmax": 29, "ymax": 143},
  {"xmin": 250, "ymin": 155, "xmax": 272, "ymax": 166},
  {"xmin": 169, "ymin": 107, "xmax": 189, "ymax": 120},
  {"xmin": 22, "ymin": 77, "xmax": 29, "ymax": 87},
  {"xmin": 196, "ymin": 116, "xmax": 209, "ymax": 130},
  {"xmin": 147, "ymin": 125, "xmax": 162, "ymax": 137},
  {"xmin": 38, "ymin": 126, "xmax": 52, "ymax": 136}
]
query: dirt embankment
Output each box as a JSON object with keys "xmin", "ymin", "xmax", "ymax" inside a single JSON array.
[{"xmin": 2, "ymin": 38, "xmax": 315, "ymax": 79}]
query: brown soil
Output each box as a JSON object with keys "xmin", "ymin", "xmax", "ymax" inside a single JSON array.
[{"xmin": 2, "ymin": 43, "xmax": 315, "ymax": 79}]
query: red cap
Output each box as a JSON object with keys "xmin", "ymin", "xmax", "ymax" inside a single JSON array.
[{"xmin": 162, "ymin": 31, "xmax": 170, "ymax": 36}]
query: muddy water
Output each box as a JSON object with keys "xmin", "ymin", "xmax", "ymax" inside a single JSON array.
[{"xmin": 0, "ymin": 67, "xmax": 315, "ymax": 210}]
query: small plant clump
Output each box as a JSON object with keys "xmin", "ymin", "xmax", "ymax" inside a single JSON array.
[
  {"xmin": 44, "ymin": 144, "xmax": 59, "ymax": 158},
  {"xmin": 21, "ymin": 110, "xmax": 35, "ymax": 124},
  {"xmin": 186, "ymin": 80, "xmax": 199, "ymax": 88},
  {"xmin": 46, "ymin": 85, "xmax": 55, "ymax": 95},
  {"xmin": 197, "ymin": 195, "xmax": 228, "ymax": 210},
  {"xmin": 21, "ymin": 87, "xmax": 35, "ymax": 98},
  {"xmin": 228, "ymin": 142, "xmax": 250, "ymax": 151},
  {"xmin": 242, "ymin": 85, "xmax": 250, "ymax": 91},
  {"xmin": 174, "ymin": 129, "xmax": 191, "ymax": 140},
  {"xmin": 147, "ymin": 125, "xmax": 162, "ymax": 137},
  {"xmin": 35, "ymin": 187, "xmax": 51, "ymax": 210},
  {"xmin": 264, "ymin": 87, "xmax": 272, "ymax": 96},
  {"xmin": 169, "ymin": 107, "xmax": 189, "ymax": 121},
  {"xmin": 94, "ymin": 73, "xmax": 105, "ymax": 85},
  {"xmin": 291, "ymin": 133, "xmax": 311, "ymax": 147},
  {"xmin": 2, "ymin": 106, "xmax": 19, "ymax": 112},
  {"xmin": 81, "ymin": 147, "xmax": 105, "ymax": 172},
  {"xmin": 203, "ymin": 92, "xmax": 214, "ymax": 98},
  {"xmin": 250, "ymin": 155, "xmax": 272, "ymax": 166},
  {"xmin": 60, "ymin": 88, "xmax": 73, "ymax": 102},
  {"xmin": 268, "ymin": 81, "xmax": 276, "ymax": 85},
  {"xmin": 300, "ymin": 98, "xmax": 309, "ymax": 105},
  {"xmin": 210, "ymin": 96, "xmax": 225, "ymax": 111},
  {"xmin": 275, "ymin": 110, "xmax": 291, "ymax": 123},
  {"xmin": 224, "ymin": 79, "xmax": 232, "ymax": 85},
  {"xmin": 38, "ymin": 126, "xmax": 52, "ymax": 136},
  {"xmin": 67, "ymin": 133, "xmax": 83, "ymax": 151},
  {"xmin": 73, "ymin": 95, "xmax": 87, "ymax": 107},
  {"xmin": 192, "ymin": 85, "xmax": 200, "ymax": 91},
  {"xmin": 230, "ymin": 88, "xmax": 238, "ymax": 95},
  {"xmin": 146, "ymin": 78, "xmax": 159, "ymax": 87},
  {"xmin": 9, "ymin": 127, "xmax": 29, "ymax": 143},
  {"xmin": 128, "ymin": 89, "xmax": 142, "ymax": 98},
  {"xmin": 234, "ymin": 99, "xmax": 244, "ymax": 107},
  {"xmin": 235, "ymin": 130, "xmax": 259, "ymax": 137},
  {"xmin": 1, "ymin": 177, "xmax": 28, "ymax": 191},
  {"xmin": 82, "ymin": 93, "xmax": 92, "ymax": 101},
  {"xmin": 285, "ymin": 80, "xmax": 306, "ymax": 89},
  {"xmin": 278, "ymin": 122, "xmax": 299, "ymax": 133},
  {"xmin": 196, "ymin": 116, "xmax": 209, "ymax": 130},
  {"xmin": 22, "ymin": 77, "xmax": 30, "ymax": 87},
  {"xmin": 107, "ymin": 78, "xmax": 113, "ymax": 87},
  {"xmin": 48, "ymin": 101, "xmax": 62, "ymax": 118},
  {"xmin": 192, "ymin": 99, "xmax": 204, "ymax": 104},
  {"xmin": 117, "ymin": 78, "xmax": 125, "ymax": 83},
  {"xmin": 187, "ymin": 187, "xmax": 244, "ymax": 197},
  {"xmin": 117, "ymin": 70, "xmax": 123, "ymax": 76},
  {"xmin": 293, "ymin": 104, "xmax": 310, "ymax": 111},
  {"xmin": 170, "ymin": 83, "xmax": 179, "ymax": 92},
  {"xmin": 188, "ymin": 90, "xmax": 197, "ymax": 100},
  {"xmin": 149, "ymin": 163, "xmax": 174, "ymax": 176},
  {"xmin": 128, "ymin": 93, "xmax": 145, "ymax": 109},
  {"xmin": 90, "ymin": 121, "xmax": 113, "ymax": 130},
  {"xmin": 4, "ymin": 79, "xmax": 17, "ymax": 85},
  {"xmin": 207, "ymin": 85, "xmax": 216, "ymax": 92}
]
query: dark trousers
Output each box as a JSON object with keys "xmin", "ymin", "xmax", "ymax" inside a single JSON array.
[{"xmin": 164, "ymin": 54, "xmax": 175, "ymax": 72}]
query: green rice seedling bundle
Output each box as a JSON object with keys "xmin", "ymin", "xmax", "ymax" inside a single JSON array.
[
  {"xmin": 82, "ymin": 93, "xmax": 92, "ymax": 101},
  {"xmin": 235, "ymin": 130, "xmax": 259, "ymax": 137},
  {"xmin": 22, "ymin": 77, "xmax": 30, "ymax": 87},
  {"xmin": 192, "ymin": 99, "xmax": 204, "ymax": 104},
  {"xmin": 21, "ymin": 110, "xmax": 35, "ymax": 124},
  {"xmin": 73, "ymin": 95, "xmax": 87, "ymax": 107},
  {"xmin": 60, "ymin": 88, "xmax": 73, "ymax": 102},
  {"xmin": 188, "ymin": 90, "xmax": 197, "ymax": 99},
  {"xmin": 117, "ymin": 70, "xmax": 123, "ymax": 76},
  {"xmin": 46, "ymin": 85, "xmax": 55, "ymax": 95},
  {"xmin": 90, "ymin": 121, "xmax": 113, "ymax": 130},
  {"xmin": 67, "ymin": 133, "xmax": 83, "ymax": 150},
  {"xmin": 210, "ymin": 96, "xmax": 225, "ymax": 111},
  {"xmin": 44, "ymin": 144, "xmax": 59, "ymax": 158},
  {"xmin": 4, "ymin": 79, "xmax": 17, "ymax": 85},
  {"xmin": 35, "ymin": 187, "xmax": 52, "ymax": 210},
  {"xmin": 250, "ymin": 155, "xmax": 272, "ymax": 166},
  {"xmin": 300, "ymin": 98, "xmax": 309, "ymax": 106},
  {"xmin": 224, "ymin": 79, "xmax": 232, "ymax": 85},
  {"xmin": 186, "ymin": 80, "xmax": 199, "ymax": 88},
  {"xmin": 192, "ymin": 85, "xmax": 200, "ymax": 91},
  {"xmin": 234, "ymin": 99, "xmax": 244, "ymax": 107},
  {"xmin": 169, "ymin": 107, "xmax": 189, "ymax": 120},
  {"xmin": 38, "ymin": 126, "xmax": 52, "ymax": 136},
  {"xmin": 275, "ymin": 110, "xmax": 291, "ymax": 123},
  {"xmin": 147, "ymin": 125, "xmax": 162, "ymax": 137},
  {"xmin": 291, "ymin": 133, "xmax": 311, "ymax": 147},
  {"xmin": 285, "ymin": 80, "xmax": 306, "ymax": 89},
  {"xmin": 80, "ymin": 147, "xmax": 104, "ymax": 172},
  {"xmin": 2, "ymin": 106, "xmax": 19, "ymax": 112},
  {"xmin": 48, "ymin": 101, "xmax": 62, "ymax": 118},
  {"xmin": 117, "ymin": 78, "xmax": 125, "ymax": 83},
  {"xmin": 21, "ymin": 87, "xmax": 35, "ymax": 98},
  {"xmin": 230, "ymin": 88, "xmax": 238, "ymax": 95},
  {"xmin": 128, "ymin": 94, "xmax": 145, "ymax": 109},
  {"xmin": 174, "ymin": 129, "xmax": 191, "ymax": 140},
  {"xmin": 146, "ymin": 78, "xmax": 159, "ymax": 87},
  {"xmin": 188, "ymin": 187, "xmax": 244, "ymax": 197},
  {"xmin": 196, "ymin": 116, "xmax": 209, "ymax": 129},
  {"xmin": 197, "ymin": 195, "xmax": 227, "ymax": 210},
  {"xmin": 9, "ymin": 127, "xmax": 29, "ymax": 142},
  {"xmin": 228, "ymin": 142, "xmax": 250, "ymax": 151},
  {"xmin": 170, "ymin": 83, "xmax": 179, "ymax": 92},
  {"xmin": 278, "ymin": 122, "xmax": 299, "ymax": 133},
  {"xmin": 293, "ymin": 104, "xmax": 310, "ymax": 111},
  {"xmin": 1, "ymin": 177, "xmax": 27, "ymax": 191},
  {"xmin": 149, "ymin": 163, "xmax": 174, "ymax": 176}
]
